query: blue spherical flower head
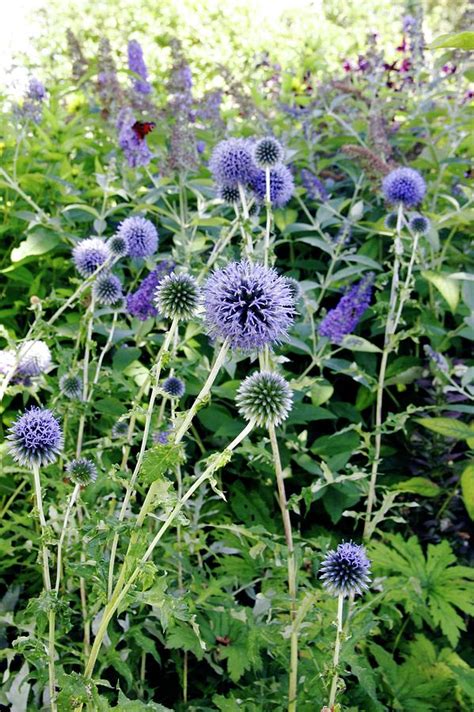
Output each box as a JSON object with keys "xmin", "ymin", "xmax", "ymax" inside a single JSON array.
[
  {"xmin": 60, "ymin": 373, "xmax": 83, "ymax": 400},
  {"xmin": 155, "ymin": 272, "xmax": 199, "ymax": 321},
  {"xmin": 318, "ymin": 273, "xmax": 374, "ymax": 344},
  {"xmin": 66, "ymin": 457, "xmax": 97, "ymax": 485},
  {"xmin": 108, "ymin": 234, "xmax": 129, "ymax": 258},
  {"xmin": 382, "ymin": 167, "xmax": 426, "ymax": 208},
  {"xmin": 111, "ymin": 420, "xmax": 129, "ymax": 439},
  {"xmin": 203, "ymin": 260, "xmax": 295, "ymax": 351},
  {"xmin": 319, "ymin": 541, "xmax": 371, "ymax": 597},
  {"xmin": 209, "ymin": 138, "xmax": 256, "ymax": 187},
  {"xmin": 116, "ymin": 216, "xmax": 158, "ymax": 258},
  {"xmin": 236, "ymin": 371, "xmax": 292, "ymax": 427},
  {"xmin": 72, "ymin": 238, "xmax": 111, "ymax": 278},
  {"xmin": 217, "ymin": 184, "xmax": 240, "ymax": 204},
  {"xmin": 17, "ymin": 340, "xmax": 52, "ymax": 377},
  {"xmin": 7, "ymin": 406, "xmax": 63, "ymax": 468},
  {"xmin": 93, "ymin": 273, "xmax": 123, "ymax": 307},
  {"xmin": 253, "ymin": 137, "xmax": 284, "ymax": 169},
  {"xmin": 162, "ymin": 376, "xmax": 185, "ymax": 398},
  {"xmin": 251, "ymin": 165, "xmax": 294, "ymax": 207},
  {"xmin": 409, "ymin": 214, "xmax": 430, "ymax": 235},
  {"xmin": 384, "ymin": 212, "xmax": 398, "ymax": 230}
]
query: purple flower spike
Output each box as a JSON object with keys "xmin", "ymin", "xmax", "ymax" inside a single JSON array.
[
  {"xmin": 318, "ymin": 274, "xmax": 374, "ymax": 344},
  {"xmin": 128, "ymin": 39, "xmax": 151, "ymax": 95},
  {"xmin": 126, "ymin": 261, "xmax": 174, "ymax": 321}
]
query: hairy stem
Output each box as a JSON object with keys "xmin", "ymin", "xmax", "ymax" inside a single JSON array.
[
  {"xmin": 264, "ymin": 167, "xmax": 272, "ymax": 267},
  {"xmin": 328, "ymin": 593, "xmax": 344, "ymax": 709}
]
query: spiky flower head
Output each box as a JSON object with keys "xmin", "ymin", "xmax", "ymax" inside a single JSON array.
[
  {"xmin": 7, "ymin": 407, "xmax": 63, "ymax": 468},
  {"xmin": 318, "ymin": 274, "xmax": 374, "ymax": 344},
  {"xmin": 319, "ymin": 541, "xmax": 371, "ymax": 597},
  {"xmin": 218, "ymin": 184, "xmax": 240, "ymax": 204},
  {"xmin": 382, "ymin": 167, "xmax": 426, "ymax": 207},
  {"xmin": 251, "ymin": 165, "xmax": 294, "ymax": 207},
  {"xmin": 111, "ymin": 420, "xmax": 129, "ymax": 439},
  {"xmin": 128, "ymin": 39, "xmax": 151, "ymax": 95},
  {"xmin": 284, "ymin": 277, "xmax": 302, "ymax": 302},
  {"xmin": 204, "ymin": 260, "xmax": 295, "ymax": 351},
  {"xmin": 126, "ymin": 261, "xmax": 174, "ymax": 321},
  {"xmin": 384, "ymin": 212, "xmax": 398, "ymax": 230},
  {"xmin": 108, "ymin": 234, "xmax": 129, "ymax": 257},
  {"xmin": 236, "ymin": 371, "xmax": 292, "ymax": 427},
  {"xmin": 17, "ymin": 340, "xmax": 52, "ymax": 377},
  {"xmin": 116, "ymin": 216, "xmax": 158, "ymax": 258},
  {"xmin": 0, "ymin": 350, "xmax": 16, "ymax": 376},
  {"xmin": 59, "ymin": 374, "xmax": 83, "ymax": 399},
  {"xmin": 72, "ymin": 238, "xmax": 110, "ymax": 277},
  {"xmin": 409, "ymin": 214, "xmax": 430, "ymax": 235},
  {"xmin": 253, "ymin": 137, "xmax": 284, "ymax": 168},
  {"xmin": 209, "ymin": 138, "xmax": 256, "ymax": 187},
  {"xmin": 155, "ymin": 272, "xmax": 199, "ymax": 321},
  {"xmin": 66, "ymin": 457, "xmax": 97, "ymax": 485},
  {"xmin": 162, "ymin": 376, "xmax": 185, "ymax": 398},
  {"xmin": 93, "ymin": 273, "xmax": 123, "ymax": 306}
]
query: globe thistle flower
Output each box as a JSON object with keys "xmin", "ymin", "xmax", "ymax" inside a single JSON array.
[
  {"xmin": 209, "ymin": 138, "xmax": 256, "ymax": 187},
  {"xmin": 319, "ymin": 541, "xmax": 371, "ymax": 597},
  {"xmin": 126, "ymin": 261, "xmax": 174, "ymax": 321},
  {"xmin": 116, "ymin": 216, "xmax": 158, "ymax": 258},
  {"xmin": 409, "ymin": 214, "xmax": 430, "ymax": 235},
  {"xmin": 66, "ymin": 457, "xmax": 97, "ymax": 485},
  {"xmin": 203, "ymin": 260, "xmax": 295, "ymax": 351},
  {"xmin": 7, "ymin": 407, "xmax": 63, "ymax": 468},
  {"xmin": 236, "ymin": 371, "xmax": 292, "ymax": 427},
  {"xmin": 318, "ymin": 274, "xmax": 374, "ymax": 344},
  {"xmin": 108, "ymin": 234, "xmax": 129, "ymax": 258},
  {"xmin": 250, "ymin": 165, "xmax": 294, "ymax": 207},
  {"xmin": 155, "ymin": 273, "xmax": 199, "ymax": 321},
  {"xmin": 218, "ymin": 184, "xmax": 240, "ymax": 204},
  {"xmin": 128, "ymin": 39, "xmax": 151, "ymax": 95},
  {"xmin": 59, "ymin": 374, "xmax": 83, "ymax": 400},
  {"xmin": 301, "ymin": 169, "xmax": 328, "ymax": 201},
  {"xmin": 162, "ymin": 376, "xmax": 185, "ymax": 398},
  {"xmin": 285, "ymin": 277, "xmax": 302, "ymax": 302},
  {"xmin": 93, "ymin": 273, "xmax": 123, "ymax": 306},
  {"xmin": 116, "ymin": 107, "xmax": 152, "ymax": 168},
  {"xmin": 111, "ymin": 420, "xmax": 129, "ymax": 438},
  {"xmin": 253, "ymin": 137, "xmax": 284, "ymax": 169},
  {"xmin": 0, "ymin": 350, "xmax": 17, "ymax": 376},
  {"xmin": 72, "ymin": 238, "xmax": 110, "ymax": 278},
  {"xmin": 384, "ymin": 212, "xmax": 398, "ymax": 230},
  {"xmin": 382, "ymin": 167, "xmax": 426, "ymax": 207},
  {"xmin": 17, "ymin": 340, "xmax": 52, "ymax": 377}
]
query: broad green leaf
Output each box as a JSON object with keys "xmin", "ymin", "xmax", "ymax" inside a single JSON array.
[
  {"xmin": 393, "ymin": 477, "xmax": 441, "ymax": 497},
  {"xmin": 340, "ymin": 335, "xmax": 381, "ymax": 353},
  {"xmin": 429, "ymin": 32, "xmax": 474, "ymax": 50},
  {"xmin": 422, "ymin": 271, "xmax": 459, "ymax": 312},
  {"xmin": 417, "ymin": 417, "xmax": 473, "ymax": 440},
  {"xmin": 460, "ymin": 462, "xmax": 474, "ymax": 521},
  {"xmin": 10, "ymin": 229, "xmax": 60, "ymax": 262},
  {"xmin": 310, "ymin": 379, "xmax": 334, "ymax": 406}
]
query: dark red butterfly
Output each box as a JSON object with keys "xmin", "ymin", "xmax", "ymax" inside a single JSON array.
[{"xmin": 132, "ymin": 121, "xmax": 156, "ymax": 141}]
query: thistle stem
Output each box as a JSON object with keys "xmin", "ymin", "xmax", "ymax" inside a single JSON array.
[
  {"xmin": 268, "ymin": 424, "xmax": 298, "ymax": 712},
  {"xmin": 328, "ymin": 593, "xmax": 345, "ymax": 709},
  {"xmin": 54, "ymin": 483, "xmax": 81, "ymax": 594},
  {"xmin": 238, "ymin": 183, "xmax": 253, "ymax": 256},
  {"xmin": 76, "ymin": 296, "xmax": 96, "ymax": 458},
  {"xmin": 107, "ymin": 318, "xmax": 179, "ymax": 599},
  {"xmin": 174, "ymin": 340, "xmax": 230, "ymax": 444},
  {"xmin": 32, "ymin": 464, "xmax": 57, "ymax": 712},
  {"xmin": 91, "ymin": 311, "xmax": 118, "ymax": 388},
  {"xmin": 264, "ymin": 167, "xmax": 272, "ymax": 267}
]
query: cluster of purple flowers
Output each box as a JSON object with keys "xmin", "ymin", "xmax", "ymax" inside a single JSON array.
[
  {"xmin": 97, "ymin": 37, "xmax": 122, "ymax": 117},
  {"xmin": 126, "ymin": 261, "xmax": 174, "ymax": 321},
  {"xmin": 128, "ymin": 40, "xmax": 151, "ymax": 95},
  {"xmin": 318, "ymin": 273, "xmax": 374, "ymax": 344},
  {"xmin": 301, "ymin": 169, "xmax": 328, "ymax": 201},
  {"xmin": 117, "ymin": 108, "xmax": 152, "ymax": 168},
  {"xmin": 18, "ymin": 78, "xmax": 46, "ymax": 124}
]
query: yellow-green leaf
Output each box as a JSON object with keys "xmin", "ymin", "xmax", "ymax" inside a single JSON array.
[
  {"xmin": 429, "ymin": 32, "xmax": 474, "ymax": 51},
  {"xmin": 417, "ymin": 417, "xmax": 473, "ymax": 440},
  {"xmin": 422, "ymin": 271, "xmax": 459, "ymax": 312},
  {"xmin": 393, "ymin": 477, "xmax": 441, "ymax": 497},
  {"xmin": 460, "ymin": 462, "xmax": 474, "ymax": 521}
]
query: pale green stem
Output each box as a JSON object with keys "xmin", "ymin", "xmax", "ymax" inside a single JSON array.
[
  {"xmin": 83, "ymin": 420, "xmax": 255, "ymax": 684},
  {"xmin": 174, "ymin": 340, "xmax": 230, "ymax": 444},
  {"xmin": 0, "ymin": 167, "xmax": 51, "ymax": 223},
  {"xmin": 54, "ymin": 483, "xmax": 81, "ymax": 594},
  {"xmin": 107, "ymin": 318, "xmax": 179, "ymax": 599},
  {"xmin": 76, "ymin": 296, "xmax": 96, "ymax": 458},
  {"xmin": 32, "ymin": 464, "xmax": 57, "ymax": 712},
  {"xmin": 328, "ymin": 593, "xmax": 345, "ymax": 709},
  {"xmin": 91, "ymin": 311, "xmax": 118, "ymax": 388},
  {"xmin": 198, "ymin": 220, "xmax": 240, "ymax": 282},
  {"xmin": 268, "ymin": 424, "xmax": 298, "ymax": 712},
  {"xmin": 238, "ymin": 183, "xmax": 253, "ymax": 256},
  {"xmin": 264, "ymin": 167, "xmax": 272, "ymax": 267}
]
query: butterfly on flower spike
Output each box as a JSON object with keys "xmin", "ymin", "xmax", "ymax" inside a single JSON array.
[{"xmin": 132, "ymin": 121, "xmax": 156, "ymax": 141}]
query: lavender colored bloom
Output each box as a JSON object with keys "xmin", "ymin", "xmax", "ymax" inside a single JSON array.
[
  {"xmin": 126, "ymin": 261, "xmax": 174, "ymax": 321},
  {"xmin": 402, "ymin": 14, "xmax": 416, "ymax": 32},
  {"xmin": 162, "ymin": 376, "xmax": 185, "ymax": 398},
  {"xmin": 319, "ymin": 541, "xmax": 371, "ymax": 597},
  {"xmin": 424, "ymin": 345, "xmax": 449, "ymax": 373},
  {"xmin": 128, "ymin": 40, "xmax": 151, "ymax": 95},
  {"xmin": 97, "ymin": 37, "xmax": 122, "ymax": 117},
  {"xmin": 108, "ymin": 234, "xmax": 129, "ymax": 257},
  {"xmin": 93, "ymin": 273, "xmax": 123, "ymax": 306},
  {"xmin": 0, "ymin": 350, "xmax": 16, "ymax": 376},
  {"xmin": 236, "ymin": 371, "xmax": 292, "ymax": 427},
  {"xmin": 253, "ymin": 137, "xmax": 283, "ymax": 169},
  {"xmin": 250, "ymin": 165, "xmax": 294, "ymax": 207},
  {"xmin": 153, "ymin": 429, "xmax": 171, "ymax": 445},
  {"xmin": 382, "ymin": 167, "xmax": 426, "ymax": 207},
  {"xmin": 116, "ymin": 216, "xmax": 158, "ymax": 258},
  {"xmin": 72, "ymin": 238, "xmax": 110, "ymax": 277},
  {"xmin": 66, "ymin": 29, "xmax": 88, "ymax": 81},
  {"xmin": 196, "ymin": 90, "xmax": 223, "ymax": 127},
  {"xmin": 27, "ymin": 78, "xmax": 46, "ymax": 101},
  {"xmin": 318, "ymin": 274, "xmax": 374, "ymax": 344},
  {"xmin": 301, "ymin": 169, "xmax": 328, "ymax": 201},
  {"xmin": 7, "ymin": 406, "xmax": 63, "ymax": 468},
  {"xmin": 203, "ymin": 260, "xmax": 295, "ymax": 351},
  {"xmin": 17, "ymin": 341, "xmax": 52, "ymax": 377},
  {"xmin": 117, "ymin": 108, "xmax": 152, "ymax": 168},
  {"xmin": 66, "ymin": 457, "xmax": 97, "ymax": 485},
  {"xmin": 18, "ymin": 77, "xmax": 46, "ymax": 123},
  {"xmin": 112, "ymin": 420, "xmax": 129, "ymax": 438},
  {"xmin": 196, "ymin": 140, "xmax": 206, "ymax": 154},
  {"xmin": 209, "ymin": 138, "xmax": 256, "ymax": 187}
]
